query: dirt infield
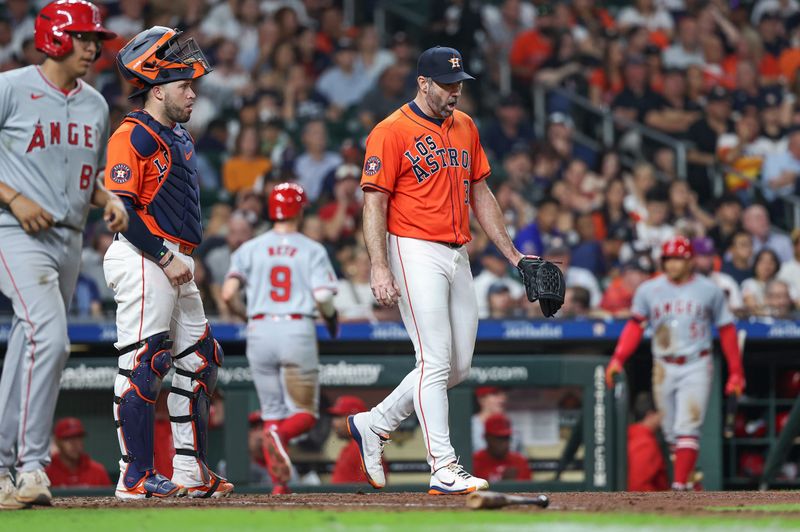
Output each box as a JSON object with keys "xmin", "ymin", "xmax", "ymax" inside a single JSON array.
[{"xmin": 50, "ymin": 491, "xmax": 800, "ymax": 515}]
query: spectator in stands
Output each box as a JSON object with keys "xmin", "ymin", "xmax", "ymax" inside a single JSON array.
[
  {"xmin": 742, "ymin": 248, "xmax": 784, "ymax": 316},
  {"xmin": 509, "ymin": 4, "xmax": 555, "ymax": 87},
  {"xmin": 602, "ymin": 225, "xmax": 635, "ymax": 275},
  {"xmin": 282, "ymin": 64, "xmax": 329, "ymax": 126},
  {"xmin": 474, "ymin": 245, "xmax": 526, "ymax": 320},
  {"xmin": 627, "ymin": 393, "xmax": 669, "ymax": 492},
  {"xmin": 481, "ymin": 93, "xmax": 535, "ymax": 163},
  {"xmin": 764, "ymin": 279, "xmax": 800, "ymax": 319},
  {"xmin": 600, "ymin": 254, "xmax": 655, "ymax": 318},
  {"xmin": 623, "ymin": 161, "xmax": 657, "ymax": 222},
  {"xmin": 708, "ymin": 194, "xmax": 744, "ymax": 255},
  {"xmin": 360, "ymin": 64, "xmax": 414, "ymax": 123},
  {"xmin": 756, "ymin": 89, "xmax": 791, "ymax": 153},
  {"xmin": 293, "ymin": 120, "xmax": 343, "ymax": 202},
  {"xmin": 662, "ymin": 16, "xmax": 703, "ymax": 69},
  {"xmin": 80, "ymin": 227, "xmax": 115, "ymax": 308},
  {"xmin": 594, "ymin": 178, "xmax": 630, "ymax": 240},
  {"xmin": 589, "ymin": 37, "xmax": 625, "ymax": 107},
  {"xmin": 329, "ymin": 395, "xmax": 387, "ymax": 484},
  {"xmin": 487, "ymin": 283, "xmax": 525, "ymax": 319},
  {"xmin": 692, "ymin": 237, "xmax": 745, "ymax": 316},
  {"xmin": 545, "ymin": 239, "xmax": 602, "ymax": 308},
  {"xmin": 668, "ymin": 179, "xmax": 716, "ymax": 234},
  {"xmin": 318, "ymin": 164, "xmax": 362, "ymax": 244},
  {"xmin": 611, "ymin": 54, "xmax": 660, "ymax": 124},
  {"xmin": 743, "ymin": 204, "xmax": 794, "ymax": 262},
  {"xmin": 355, "ymin": 25, "xmax": 395, "ymax": 86},
  {"xmin": 222, "ymin": 125, "xmax": 272, "ymax": 194},
  {"xmin": 535, "ymin": 30, "xmax": 585, "ymax": 91},
  {"xmin": 471, "ymin": 387, "xmax": 522, "ymax": 452},
  {"xmin": 560, "ymin": 286, "xmax": 593, "ymax": 319},
  {"xmin": 616, "ymin": 0, "xmax": 674, "ymax": 39},
  {"xmin": 717, "ymin": 114, "xmax": 765, "ymax": 195},
  {"xmin": 207, "ymin": 210, "xmax": 255, "ymax": 321},
  {"xmin": 634, "ymin": 185, "xmax": 675, "ymax": 261},
  {"xmin": 544, "ymin": 111, "xmax": 596, "ymax": 169},
  {"xmin": 731, "ymin": 61, "xmax": 761, "ymax": 117},
  {"xmin": 571, "ymin": 0, "xmax": 616, "ymax": 37},
  {"xmin": 645, "ymin": 67, "xmax": 702, "ymax": 136},
  {"xmin": 778, "ymin": 229, "xmax": 800, "ymax": 300},
  {"xmin": 529, "ymin": 145, "xmax": 561, "ymax": 203},
  {"xmin": 199, "ymin": 38, "xmax": 251, "ymax": 114},
  {"xmin": 760, "ymin": 127, "xmax": 800, "ymax": 223},
  {"xmin": 335, "ymin": 247, "xmax": 377, "ymax": 322},
  {"xmin": 571, "ymin": 213, "xmax": 605, "ymax": 278},
  {"xmin": 472, "ymin": 414, "xmax": 531, "ymax": 483},
  {"xmin": 45, "ymin": 418, "xmax": 111, "ymax": 488},
  {"xmin": 106, "ymin": 0, "xmax": 145, "ymax": 40},
  {"xmin": 494, "ymin": 181, "xmax": 534, "ymax": 240},
  {"xmin": 481, "ymin": 0, "xmax": 536, "ymax": 60},
  {"xmin": 71, "ymin": 272, "xmax": 102, "ymax": 318},
  {"xmin": 687, "ymin": 85, "xmax": 735, "ymax": 206},
  {"xmin": 514, "ymin": 197, "xmax": 562, "ymax": 257},
  {"xmin": 315, "ymin": 37, "xmax": 372, "ymax": 110},
  {"xmin": 722, "ymin": 231, "xmax": 755, "ymax": 286}
]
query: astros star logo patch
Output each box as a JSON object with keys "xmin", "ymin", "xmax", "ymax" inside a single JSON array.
[
  {"xmin": 449, "ymin": 56, "xmax": 460, "ymax": 69},
  {"xmin": 110, "ymin": 163, "xmax": 132, "ymax": 184},
  {"xmin": 364, "ymin": 156, "xmax": 381, "ymax": 176}
]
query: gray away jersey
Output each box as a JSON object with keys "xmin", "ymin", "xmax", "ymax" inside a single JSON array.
[
  {"xmin": 0, "ymin": 65, "xmax": 109, "ymax": 229},
  {"xmin": 632, "ymin": 274, "xmax": 734, "ymax": 357},
  {"xmin": 227, "ymin": 230, "xmax": 337, "ymax": 317}
]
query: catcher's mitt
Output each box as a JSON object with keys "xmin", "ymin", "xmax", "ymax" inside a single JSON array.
[{"xmin": 516, "ymin": 257, "xmax": 565, "ymax": 318}]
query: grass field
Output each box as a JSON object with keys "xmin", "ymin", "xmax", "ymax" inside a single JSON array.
[{"xmin": 4, "ymin": 506, "xmax": 800, "ymax": 532}]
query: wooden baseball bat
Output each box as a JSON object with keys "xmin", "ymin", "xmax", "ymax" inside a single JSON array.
[{"xmin": 466, "ymin": 491, "xmax": 550, "ymax": 510}]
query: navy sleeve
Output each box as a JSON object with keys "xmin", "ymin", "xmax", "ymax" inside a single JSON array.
[{"xmin": 120, "ymin": 197, "xmax": 169, "ymax": 261}]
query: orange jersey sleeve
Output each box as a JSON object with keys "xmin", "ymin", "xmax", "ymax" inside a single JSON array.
[
  {"xmin": 360, "ymin": 104, "xmax": 490, "ymax": 245},
  {"xmin": 104, "ymin": 121, "xmax": 164, "ymax": 206}
]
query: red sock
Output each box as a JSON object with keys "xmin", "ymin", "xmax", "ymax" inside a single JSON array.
[
  {"xmin": 277, "ymin": 412, "xmax": 316, "ymax": 442},
  {"xmin": 673, "ymin": 438, "xmax": 699, "ymax": 484}
]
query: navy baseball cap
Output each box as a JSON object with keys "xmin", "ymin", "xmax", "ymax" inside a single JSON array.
[{"xmin": 417, "ymin": 46, "xmax": 475, "ymax": 83}]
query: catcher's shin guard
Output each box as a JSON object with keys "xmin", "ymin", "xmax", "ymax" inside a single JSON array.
[
  {"xmin": 114, "ymin": 332, "xmax": 173, "ymax": 489},
  {"xmin": 168, "ymin": 325, "xmax": 225, "ymax": 487}
]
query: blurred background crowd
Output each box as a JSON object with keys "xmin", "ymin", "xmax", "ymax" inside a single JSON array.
[{"xmin": 2, "ymin": 0, "xmax": 800, "ymax": 322}]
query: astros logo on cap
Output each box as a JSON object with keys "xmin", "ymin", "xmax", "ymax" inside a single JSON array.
[{"xmin": 449, "ymin": 56, "xmax": 460, "ymax": 69}]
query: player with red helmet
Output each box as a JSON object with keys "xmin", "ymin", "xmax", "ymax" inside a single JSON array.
[
  {"xmin": 0, "ymin": 0, "xmax": 128, "ymax": 509},
  {"xmin": 606, "ymin": 235, "xmax": 745, "ymax": 490},
  {"xmin": 221, "ymin": 182, "xmax": 338, "ymax": 494}
]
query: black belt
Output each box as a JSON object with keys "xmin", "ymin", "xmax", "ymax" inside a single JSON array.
[{"xmin": 436, "ymin": 241, "xmax": 463, "ymax": 249}]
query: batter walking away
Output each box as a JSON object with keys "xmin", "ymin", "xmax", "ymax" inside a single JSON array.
[
  {"xmin": 0, "ymin": 0, "xmax": 126, "ymax": 509},
  {"xmin": 605, "ymin": 236, "xmax": 746, "ymax": 490},
  {"xmin": 349, "ymin": 46, "xmax": 531, "ymax": 495},
  {"xmin": 222, "ymin": 183, "xmax": 339, "ymax": 495},
  {"xmin": 103, "ymin": 26, "xmax": 233, "ymax": 500}
]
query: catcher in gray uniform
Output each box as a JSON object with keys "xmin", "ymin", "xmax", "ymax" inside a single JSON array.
[
  {"xmin": 0, "ymin": 0, "xmax": 126, "ymax": 509},
  {"xmin": 222, "ymin": 183, "xmax": 338, "ymax": 495}
]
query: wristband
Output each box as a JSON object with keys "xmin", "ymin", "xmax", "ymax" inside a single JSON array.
[
  {"xmin": 159, "ymin": 251, "xmax": 174, "ymax": 269},
  {"xmin": 7, "ymin": 191, "xmax": 21, "ymax": 207}
]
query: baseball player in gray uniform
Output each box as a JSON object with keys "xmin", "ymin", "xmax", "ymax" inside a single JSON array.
[
  {"xmin": 606, "ymin": 236, "xmax": 745, "ymax": 490},
  {"xmin": 0, "ymin": 0, "xmax": 126, "ymax": 509},
  {"xmin": 221, "ymin": 182, "xmax": 338, "ymax": 495}
]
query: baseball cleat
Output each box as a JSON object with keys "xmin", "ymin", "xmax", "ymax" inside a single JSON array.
[
  {"xmin": 428, "ymin": 462, "xmax": 489, "ymax": 495},
  {"xmin": 14, "ymin": 469, "xmax": 52, "ymax": 506},
  {"xmin": 0, "ymin": 474, "xmax": 26, "ymax": 510},
  {"xmin": 115, "ymin": 472, "xmax": 187, "ymax": 500},
  {"xmin": 347, "ymin": 412, "xmax": 389, "ymax": 489},
  {"xmin": 185, "ymin": 472, "xmax": 234, "ymax": 499},
  {"xmin": 264, "ymin": 427, "xmax": 292, "ymax": 485}
]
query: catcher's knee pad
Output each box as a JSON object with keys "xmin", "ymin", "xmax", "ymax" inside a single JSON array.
[
  {"xmin": 283, "ymin": 365, "xmax": 319, "ymax": 416},
  {"xmin": 114, "ymin": 332, "xmax": 173, "ymax": 489},
  {"xmin": 169, "ymin": 325, "xmax": 224, "ymax": 465}
]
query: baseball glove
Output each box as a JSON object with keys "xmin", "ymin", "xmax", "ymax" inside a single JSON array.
[{"xmin": 517, "ymin": 256, "xmax": 565, "ymax": 318}]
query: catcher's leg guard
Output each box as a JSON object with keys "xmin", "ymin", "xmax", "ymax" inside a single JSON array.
[
  {"xmin": 168, "ymin": 326, "xmax": 232, "ymax": 496},
  {"xmin": 113, "ymin": 332, "xmax": 173, "ymax": 490}
]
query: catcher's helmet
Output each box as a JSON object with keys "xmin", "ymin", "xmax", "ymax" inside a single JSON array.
[
  {"xmin": 35, "ymin": 0, "xmax": 115, "ymax": 59},
  {"xmin": 116, "ymin": 26, "xmax": 211, "ymax": 98},
  {"xmin": 661, "ymin": 236, "xmax": 693, "ymax": 260},
  {"xmin": 269, "ymin": 183, "xmax": 307, "ymax": 221}
]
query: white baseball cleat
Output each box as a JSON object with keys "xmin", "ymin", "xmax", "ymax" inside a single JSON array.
[
  {"xmin": 14, "ymin": 469, "xmax": 52, "ymax": 506},
  {"xmin": 347, "ymin": 412, "xmax": 389, "ymax": 489},
  {"xmin": 428, "ymin": 462, "xmax": 489, "ymax": 495},
  {"xmin": 0, "ymin": 474, "xmax": 26, "ymax": 510}
]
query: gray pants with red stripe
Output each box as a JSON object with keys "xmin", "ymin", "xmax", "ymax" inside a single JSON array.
[{"xmin": 0, "ymin": 224, "xmax": 81, "ymax": 474}]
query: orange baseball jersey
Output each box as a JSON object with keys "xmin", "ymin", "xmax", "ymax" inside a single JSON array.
[
  {"xmin": 360, "ymin": 102, "xmax": 490, "ymax": 245},
  {"xmin": 105, "ymin": 111, "xmax": 201, "ymax": 249}
]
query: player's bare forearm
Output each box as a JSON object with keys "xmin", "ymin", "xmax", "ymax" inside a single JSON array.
[
  {"xmin": 471, "ymin": 180, "xmax": 524, "ymax": 265},
  {"xmin": 363, "ymin": 190, "xmax": 400, "ymax": 306}
]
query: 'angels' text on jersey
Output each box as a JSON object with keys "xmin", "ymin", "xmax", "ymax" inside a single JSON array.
[{"xmin": 26, "ymin": 121, "xmax": 96, "ymax": 152}]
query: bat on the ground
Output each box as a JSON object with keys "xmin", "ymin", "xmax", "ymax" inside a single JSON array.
[
  {"xmin": 723, "ymin": 330, "xmax": 747, "ymax": 439},
  {"xmin": 466, "ymin": 491, "xmax": 550, "ymax": 510}
]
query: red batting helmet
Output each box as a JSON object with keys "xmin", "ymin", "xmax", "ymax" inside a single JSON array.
[
  {"xmin": 35, "ymin": 0, "xmax": 116, "ymax": 59},
  {"xmin": 116, "ymin": 26, "xmax": 211, "ymax": 98},
  {"xmin": 661, "ymin": 236, "xmax": 693, "ymax": 260},
  {"xmin": 269, "ymin": 183, "xmax": 308, "ymax": 221},
  {"xmin": 738, "ymin": 450, "xmax": 765, "ymax": 478}
]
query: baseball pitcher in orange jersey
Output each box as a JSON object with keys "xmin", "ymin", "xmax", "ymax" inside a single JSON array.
[{"xmin": 347, "ymin": 46, "xmax": 528, "ymax": 495}]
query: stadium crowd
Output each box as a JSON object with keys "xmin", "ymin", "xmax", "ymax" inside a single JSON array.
[{"xmin": 2, "ymin": 0, "xmax": 799, "ymax": 322}]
